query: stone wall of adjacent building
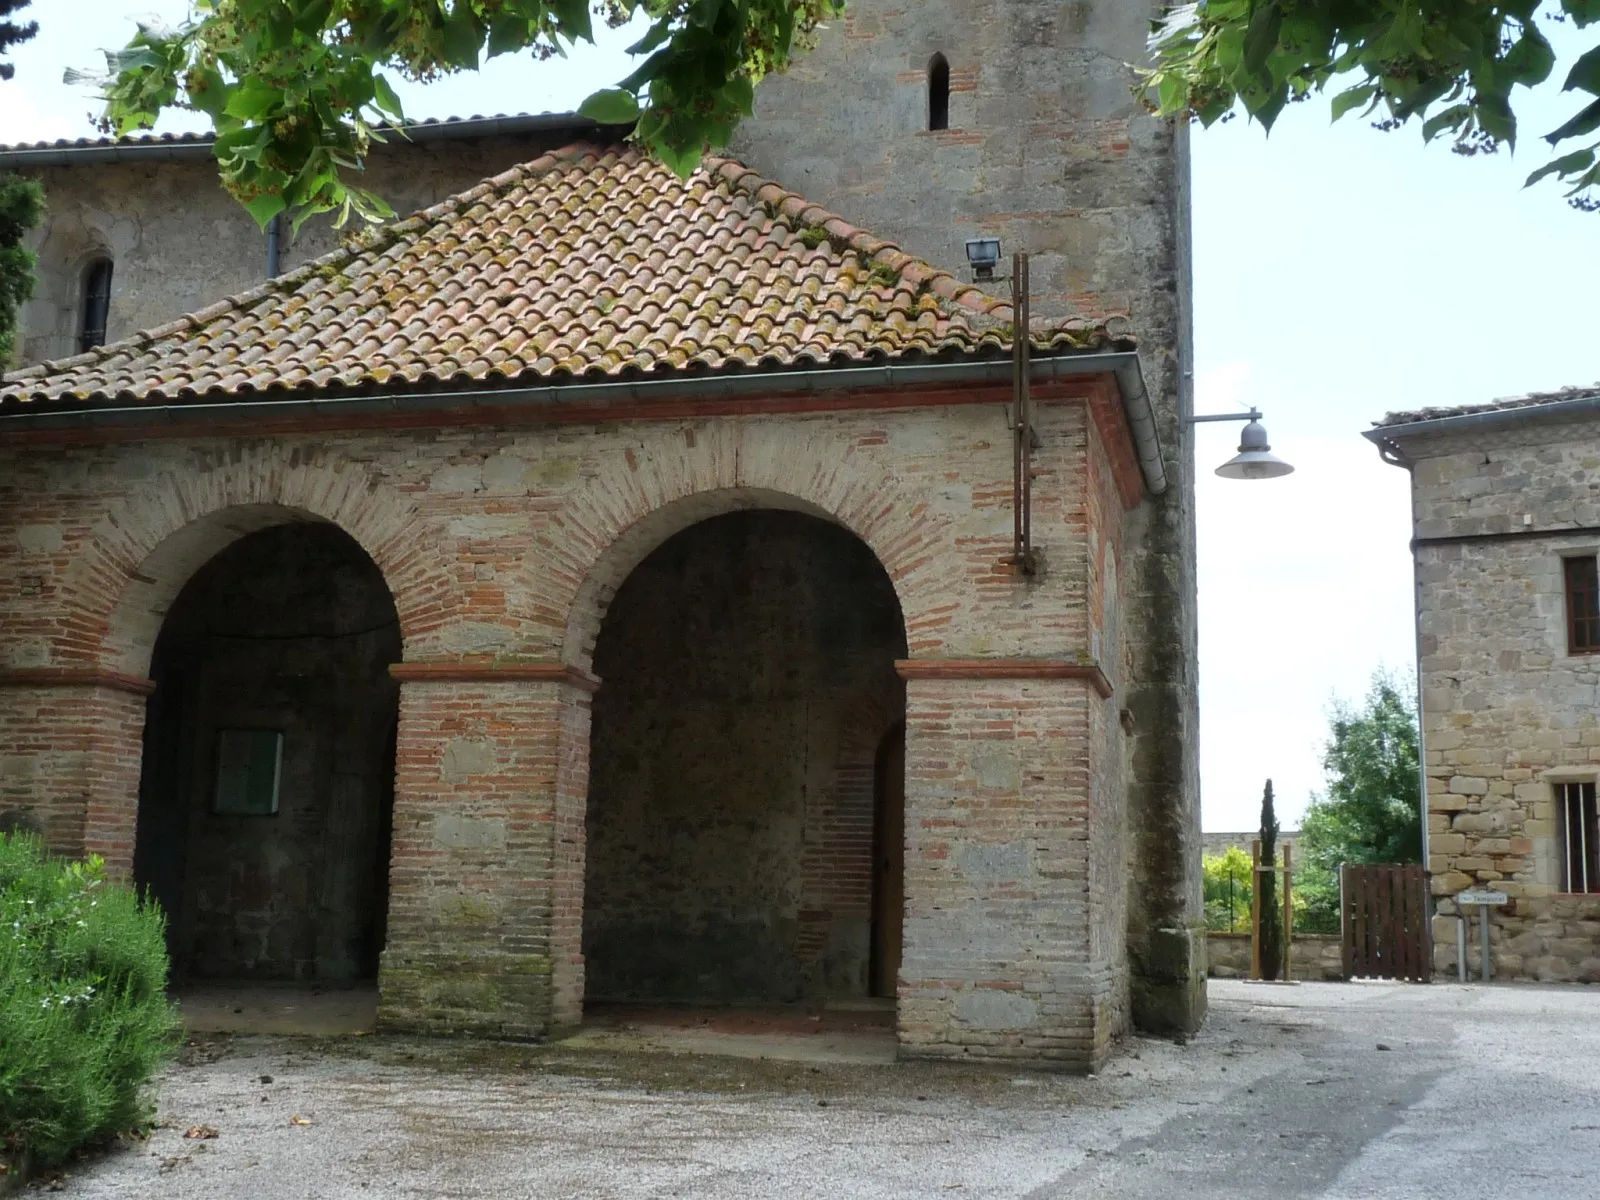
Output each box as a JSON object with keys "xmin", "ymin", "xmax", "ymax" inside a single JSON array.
[
  {"xmin": 1200, "ymin": 831, "xmax": 1300, "ymax": 861},
  {"xmin": 732, "ymin": 0, "xmax": 1203, "ymax": 1037},
  {"xmin": 1390, "ymin": 410, "xmax": 1600, "ymax": 980},
  {"xmin": 0, "ymin": 384, "xmax": 1141, "ymax": 1063},
  {"xmin": 12, "ymin": 129, "xmax": 584, "ymax": 369}
]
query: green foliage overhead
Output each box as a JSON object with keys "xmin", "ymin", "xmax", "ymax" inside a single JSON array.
[
  {"xmin": 0, "ymin": 172, "xmax": 45, "ymax": 368},
  {"xmin": 91, "ymin": 0, "xmax": 842, "ymax": 232},
  {"xmin": 1, "ymin": 835, "xmax": 181, "ymax": 1169},
  {"xmin": 1143, "ymin": 1, "xmax": 1600, "ymax": 209},
  {"xmin": 1296, "ymin": 669, "xmax": 1423, "ymax": 930}
]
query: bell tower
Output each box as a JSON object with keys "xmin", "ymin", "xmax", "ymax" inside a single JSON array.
[{"xmin": 734, "ymin": 0, "xmax": 1206, "ymax": 1044}]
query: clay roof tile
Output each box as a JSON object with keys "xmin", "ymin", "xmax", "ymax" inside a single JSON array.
[{"xmin": 2, "ymin": 142, "xmax": 1131, "ymax": 408}]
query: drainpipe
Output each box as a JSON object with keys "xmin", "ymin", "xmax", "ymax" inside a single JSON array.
[{"xmin": 265, "ymin": 214, "xmax": 283, "ymax": 279}]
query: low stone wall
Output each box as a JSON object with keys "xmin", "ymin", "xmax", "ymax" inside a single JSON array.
[{"xmin": 1207, "ymin": 933, "xmax": 1345, "ymax": 981}]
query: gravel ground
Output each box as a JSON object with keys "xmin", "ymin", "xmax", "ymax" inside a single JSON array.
[{"xmin": 39, "ymin": 980, "xmax": 1600, "ymax": 1198}]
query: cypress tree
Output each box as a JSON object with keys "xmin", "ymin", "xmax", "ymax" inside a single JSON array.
[{"xmin": 1259, "ymin": 778, "xmax": 1283, "ymax": 980}]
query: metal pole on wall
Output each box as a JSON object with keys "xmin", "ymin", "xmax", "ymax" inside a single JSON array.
[
  {"xmin": 1480, "ymin": 902, "xmax": 1491, "ymax": 982},
  {"xmin": 1010, "ymin": 251, "xmax": 1036, "ymax": 575}
]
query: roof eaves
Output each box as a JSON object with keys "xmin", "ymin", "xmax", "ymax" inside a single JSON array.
[
  {"xmin": 1367, "ymin": 384, "xmax": 1600, "ymax": 441},
  {"xmin": 0, "ymin": 111, "xmax": 618, "ymax": 168}
]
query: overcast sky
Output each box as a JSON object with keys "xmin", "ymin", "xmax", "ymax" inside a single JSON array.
[{"xmin": 3, "ymin": 6, "xmax": 1597, "ymax": 832}]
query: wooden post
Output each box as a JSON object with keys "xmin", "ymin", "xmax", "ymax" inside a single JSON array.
[
  {"xmin": 1250, "ymin": 839, "xmax": 1262, "ymax": 980},
  {"xmin": 1282, "ymin": 842, "xmax": 1294, "ymax": 982}
]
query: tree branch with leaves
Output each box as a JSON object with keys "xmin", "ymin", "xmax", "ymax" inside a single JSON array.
[
  {"xmin": 90, "ymin": 0, "xmax": 841, "ymax": 232},
  {"xmin": 1142, "ymin": 1, "xmax": 1600, "ymax": 209},
  {"xmin": 1296, "ymin": 670, "xmax": 1423, "ymax": 931},
  {"xmin": 0, "ymin": 0, "xmax": 37, "ymax": 81},
  {"xmin": 0, "ymin": 172, "xmax": 45, "ymax": 367}
]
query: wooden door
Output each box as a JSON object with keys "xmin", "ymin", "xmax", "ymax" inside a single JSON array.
[
  {"xmin": 871, "ymin": 723, "xmax": 906, "ymax": 998},
  {"xmin": 1341, "ymin": 863, "xmax": 1431, "ymax": 981}
]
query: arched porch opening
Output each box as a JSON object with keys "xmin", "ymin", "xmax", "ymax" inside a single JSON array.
[
  {"xmin": 132, "ymin": 519, "xmax": 401, "ymax": 986},
  {"xmin": 581, "ymin": 508, "xmax": 907, "ymax": 1009}
]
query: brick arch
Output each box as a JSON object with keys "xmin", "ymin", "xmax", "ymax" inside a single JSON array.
[
  {"xmin": 551, "ymin": 423, "xmax": 958, "ymax": 673},
  {"xmin": 62, "ymin": 450, "xmax": 428, "ymax": 678}
]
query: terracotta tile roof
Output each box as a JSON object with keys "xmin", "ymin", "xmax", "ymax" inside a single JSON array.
[
  {"xmin": 1377, "ymin": 383, "xmax": 1600, "ymax": 429},
  {"xmin": 1, "ymin": 143, "xmax": 1129, "ymax": 409}
]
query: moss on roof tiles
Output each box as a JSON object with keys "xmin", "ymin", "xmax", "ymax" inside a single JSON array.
[{"xmin": 3, "ymin": 142, "xmax": 1132, "ymax": 408}]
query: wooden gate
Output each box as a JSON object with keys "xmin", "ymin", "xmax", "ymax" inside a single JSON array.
[{"xmin": 1341, "ymin": 864, "xmax": 1431, "ymax": 981}]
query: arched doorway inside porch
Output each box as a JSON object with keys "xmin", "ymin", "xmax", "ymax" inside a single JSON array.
[
  {"xmin": 132, "ymin": 521, "xmax": 401, "ymax": 991},
  {"xmin": 581, "ymin": 509, "xmax": 907, "ymax": 1012}
]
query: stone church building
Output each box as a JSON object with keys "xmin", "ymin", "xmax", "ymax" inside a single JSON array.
[
  {"xmin": 1372, "ymin": 383, "xmax": 1600, "ymax": 982},
  {"xmin": 0, "ymin": 1, "xmax": 1201, "ymax": 1067}
]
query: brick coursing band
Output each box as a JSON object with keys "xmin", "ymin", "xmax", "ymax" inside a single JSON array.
[
  {"xmin": 894, "ymin": 657, "xmax": 1113, "ymax": 699},
  {"xmin": 0, "ymin": 667, "xmax": 156, "ymax": 696},
  {"xmin": 389, "ymin": 659, "xmax": 601, "ymax": 693}
]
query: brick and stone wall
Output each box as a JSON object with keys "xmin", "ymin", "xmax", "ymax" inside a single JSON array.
[
  {"xmin": 1387, "ymin": 411, "xmax": 1600, "ymax": 980},
  {"xmin": 732, "ymin": 0, "xmax": 1204, "ymax": 1034},
  {"xmin": 583, "ymin": 509, "xmax": 905, "ymax": 1004},
  {"xmin": 6, "ymin": 0, "xmax": 1202, "ymax": 1040},
  {"xmin": 0, "ymin": 383, "xmax": 1141, "ymax": 1065}
]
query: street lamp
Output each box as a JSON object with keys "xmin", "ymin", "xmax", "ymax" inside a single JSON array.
[{"xmin": 1187, "ymin": 408, "xmax": 1295, "ymax": 480}]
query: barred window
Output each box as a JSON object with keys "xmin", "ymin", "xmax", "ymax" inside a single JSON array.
[{"xmin": 1559, "ymin": 780, "xmax": 1600, "ymax": 893}]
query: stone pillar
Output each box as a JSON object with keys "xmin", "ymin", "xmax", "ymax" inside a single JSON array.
[
  {"xmin": 0, "ymin": 668, "xmax": 151, "ymax": 877},
  {"xmin": 1123, "ymin": 119, "xmax": 1205, "ymax": 1037},
  {"xmin": 895, "ymin": 660, "xmax": 1123, "ymax": 1069},
  {"xmin": 378, "ymin": 661, "xmax": 596, "ymax": 1039}
]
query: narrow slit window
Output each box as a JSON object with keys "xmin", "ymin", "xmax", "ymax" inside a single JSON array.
[
  {"xmin": 928, "ymin": 54, "xmax": 950, "ymax": 131},
  {"xmin": 1566, "ymin": 555, "xmax": 1600, "ymax": 653},
  {"xmin": 1559, "ymin": 780, "xmax": 1600, "ymax": 893},
  {"xmin": 79, "ymin": 257, "xmax": 113, "ymax": 351}
]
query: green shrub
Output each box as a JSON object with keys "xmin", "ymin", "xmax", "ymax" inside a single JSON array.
[
  {"xmin": 1, "ymin": 834, "xmax": 181, "ymax": 1169},
  {"xmin": 1203, "ymin": 847, "xmax": 1253, "ymax": 933}
]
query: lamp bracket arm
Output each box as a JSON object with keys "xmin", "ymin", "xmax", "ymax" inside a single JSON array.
[{"xmin": 1186, "ymin": 408, "xmax": 1262, "ymax": 426}]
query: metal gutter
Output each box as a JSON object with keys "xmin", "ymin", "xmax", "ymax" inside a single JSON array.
[
  {"xmin": 1363, "ymin": 392, "xmax": 1600, "ymax": 444},
  {"xmin": 1110, "ymin": 355, "xmax": 1167, "ymax": 495},
  {"xmin": 0, "ymin": 350, "xmax": 1168, "ymax": 495},
  {"xmin": 0, "ymin": 112, "xmax": 608, "ymax": 169}
]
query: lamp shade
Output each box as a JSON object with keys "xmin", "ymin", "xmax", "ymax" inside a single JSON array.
[{"xmin": 1214, "ymin": 418, "xmax": 1294, "ymax": 480}]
